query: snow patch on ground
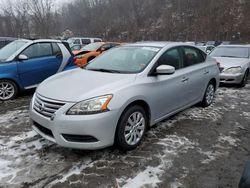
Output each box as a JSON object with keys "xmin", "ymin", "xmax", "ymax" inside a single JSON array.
[
  {"xmin": 199, "ymin": 134, "xmax": 239, "ymax": 164},
  {"xmin": 0, "ymin": 109, "xmax": 29, "ymax": 128},
  {"xmin": 0, "ymin": 128, "xmax": 53, "ymax": 185},
  {"xmin": 242, "ymin": 112, "xmax": 250, "ymax": 119},
  {"xmin": 118, "ymin": 135, "xmax": 196, "ymax": 188}
]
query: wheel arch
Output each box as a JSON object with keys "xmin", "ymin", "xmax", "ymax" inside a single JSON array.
[
  {"xmin": 0, "ymin": 77, "xmax": 22, "ymax": 91},
  {"xmin": 209, "ymin": 78, "xmax": 217, "ymax": 91},
  {"xmin": 117, "ymin": 99, "xmax": 152, "ymax": 129}
]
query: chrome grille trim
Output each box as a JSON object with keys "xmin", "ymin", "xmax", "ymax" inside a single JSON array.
[{"xmin": 33, "ymin": 94, "xmax": 65, "ymax": 118}]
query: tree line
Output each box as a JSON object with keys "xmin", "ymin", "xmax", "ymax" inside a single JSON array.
[{"xmin": 0, "ymin": 0, "xmax": 249, "ymax": 42}]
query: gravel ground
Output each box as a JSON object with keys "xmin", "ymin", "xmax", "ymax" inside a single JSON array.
[{"xmin": 0, "ymin": 84, "xmax": 249, "ymax": 188}]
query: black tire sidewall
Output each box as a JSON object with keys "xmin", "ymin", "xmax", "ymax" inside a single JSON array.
[
  {"xmin": 115, "ymin": 105, "xmax": 147, "ymax": 151},
  {"xmin": 240, "ymin": 70, "xmax": 249, "ymax": 87},
  {"xmin": 0, "ymin": 79, "xmax": 18, "ymax": 100}
]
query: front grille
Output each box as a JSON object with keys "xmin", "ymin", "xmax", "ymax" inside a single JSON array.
[
  {"xmin": 33, "ymin": 94, "xmax": 65, "ymax": 118},
  {"xmin": 33, "ymin": 121, "xmax": 54, "ymax": 138}
]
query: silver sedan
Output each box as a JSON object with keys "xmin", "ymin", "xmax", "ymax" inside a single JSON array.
[
  {"xmin": 29, "ymin": 42, "xmax": 220, "ymax": 151},
  {"xmin": 210, "ymin": 45, "xmax": 250, "ymax": 87}
]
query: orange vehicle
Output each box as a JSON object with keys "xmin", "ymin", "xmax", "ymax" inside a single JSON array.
[{"xmin": 74, "ymin": 42, "xmax": 121, "ymax": 67}]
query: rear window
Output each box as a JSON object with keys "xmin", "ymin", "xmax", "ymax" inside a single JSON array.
[{"xmin": 52, "ymin": 43, "xmax": 62, "ymax": 56}]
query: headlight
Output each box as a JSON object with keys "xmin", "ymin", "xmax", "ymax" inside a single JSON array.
[
  {"xmin": 223, "ymin": 67, "xmax": 242, "ymax": 74},
  {"xmin": 67, "ymin": 95, "xmax": 113, "ymax": 115}
]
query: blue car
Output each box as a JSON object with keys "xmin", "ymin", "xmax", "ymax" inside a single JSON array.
[{"xmin": 0, "ymin": 39, "xmax": 76, "ymax": 100}]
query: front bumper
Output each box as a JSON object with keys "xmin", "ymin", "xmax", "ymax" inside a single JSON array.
[
  {"xmin": 219, "ymin": 73, "xmax": 244, "ymax": 84},
  {"xmin": 29, "ymin": 101, "xmax": 119, "ymax": 150}
]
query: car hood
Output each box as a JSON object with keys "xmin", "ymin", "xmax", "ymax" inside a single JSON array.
[
  {"xmin": 214, "ymin": 57, "xmax": 249, "ymax": 69},
  {"xmin": 36, "ymin": 68, "xmax": 137, "ymax": 102}
]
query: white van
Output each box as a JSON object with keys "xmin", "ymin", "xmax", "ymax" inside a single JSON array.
[{"xmin": 67, "ymin": 37, "xmax": 102, "ymax": 46}]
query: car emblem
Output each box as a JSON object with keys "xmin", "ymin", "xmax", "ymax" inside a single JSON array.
[{"xmin": 38, "ymin": 102, "xmax": 45, "ymax": 112}]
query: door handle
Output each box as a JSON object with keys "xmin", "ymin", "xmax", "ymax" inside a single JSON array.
[
  {"xmin": 204, "ymin": 70, "xmax": 209, "ymax": 75},
  {"xmin": 181, "ymin": 77, "xmax": 189, "ymax": 82}
]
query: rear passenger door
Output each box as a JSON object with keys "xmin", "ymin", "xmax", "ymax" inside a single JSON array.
[
  {"xmin": 17, "ymin": 42, "xmax": 62, "ymax": 88},
  {"xmin": 181, "ymin": 46, "xmax": 209, "ymax": 103}
]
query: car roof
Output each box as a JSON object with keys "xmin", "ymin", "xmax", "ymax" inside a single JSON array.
[{"xmin": 124, "ymin": 41, "xmax": 191, "ymax": 48}]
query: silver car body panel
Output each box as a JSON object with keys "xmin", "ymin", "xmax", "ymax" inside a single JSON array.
[{"xmin": 30, "ymin": 42, "xmax": 220, "ymax": 149}]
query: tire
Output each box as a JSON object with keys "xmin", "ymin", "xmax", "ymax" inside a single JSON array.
[
  {"xmin": 115, "ymin": 105, "xmax": 148, "ymax": 151},
  {"xmin": 0, "ymin": 79, "xmax": 18, "ymax": 101},
  {"xmin": 201, "ymin": 81, "xmax": 215, "ymax": 107},
  {"xmin": 239, "ymin": 70, "xmax": 249, "ymax": 87}
]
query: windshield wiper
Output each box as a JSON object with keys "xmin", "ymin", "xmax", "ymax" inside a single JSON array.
[{"xmin": 87, "ymin": 68, "xmax": 122, "ymax": 73}]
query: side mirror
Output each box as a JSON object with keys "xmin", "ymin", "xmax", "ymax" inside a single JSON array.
[
  {"xmin": 156, "ymin": 65, "xmax": 175, "ymax": 75},
  {"xmin": 18, "ymin": 54, "xmax": 28, "ymax": 60}
]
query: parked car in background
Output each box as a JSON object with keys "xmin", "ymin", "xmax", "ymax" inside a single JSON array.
[
  {"xmin": 197, "ymin": 45, "xmax": 215, "ymax": 54},
  {"xmin": 0, "ymin": 37, "xmax": 17, "ymax": 49},
  {"xmin": 67, "ymin": 37, "xmax": 102, "ymax": 47},
  {"xmin": 0, "ymin": 39, "xmax": 76, "ymax": 100},
  {"xmin": 74, "ymin": 42, "xmax": 120, "ymax": 67},
  {"xmin": 30, "ymin": 42, "xmax": 219, "ymax": 151},
  {"xmin": 210, "ymin": 45, "xmax": 250, "ymax": 86}
]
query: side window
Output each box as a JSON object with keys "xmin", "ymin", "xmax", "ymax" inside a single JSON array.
[
  {"xmin": 52, "ymin": 43, "xmax": 62, "ymax": 55},
  {"xmin": 111, "ymin": 43, "xmax": 119, "ymax": 48},
  {"xmin": 94, "ymin": 39, "xmax": 102, "ymax": 42},
  {"xmin": 81, "ymin": 39, "xmax": 91, "ymax": 45},
  {"xmin": 183, "ymin": 47, "xmax": 205, "ymax": 67},
  {"xmin": 157, "ymin": 48, "xmax": 182, "ymax": 70},
  {"xmin": 22, "ymin": 43, "xmax": 53, "ymax": 59},
  {"xmin": 38, "ymin": 43, "xmax": 53, "ymax": 57},
  {"xmin": 74, "ymin": 39, "xmax": 80, "ymax": 44},
  {"xmin": 101, "ymin": 44, "xmax": 111, "ymax": 51}
]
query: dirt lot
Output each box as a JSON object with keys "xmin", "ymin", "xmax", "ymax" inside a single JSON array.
[{"xmin": 0, "ymin": 84, "xmax": 250, "ymax": 188}]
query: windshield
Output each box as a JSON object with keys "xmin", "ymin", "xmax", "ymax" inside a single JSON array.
[
  {"xmin": 82, "ymin": 43, "xmax": 103, "ymax": 51},
  {"xmin": 0, "ymin": 40, "xmax": 27, "ymax": 62},
  {"xmin": 210, "ymin": 47, "xmax": 249, "ymax": 58},
  {"xmin": 85, "ymin": 46, "xmax": 160, "ymax": 73}
]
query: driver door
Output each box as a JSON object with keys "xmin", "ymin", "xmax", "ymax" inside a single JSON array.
[
  {"xmin": 146, "ymin": 47, "xmax": 189, "ymax": 119},
  {"xmin": 17, "ymin": 42, "xmax": 62, "ymax": 88}
]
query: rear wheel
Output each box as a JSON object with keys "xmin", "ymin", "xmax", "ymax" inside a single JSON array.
[
  {"xmin": 239, "ymin": 70, "xmax": 249, "ymax": 87},
  {"xmin": 115, "ymin": 105, "xmax": 147, "ymax": 151},
  {"xmin": 201, "ymin": 81, "xmax": 215, "ymax": 107},
  {"xmin": 0, "ymin": 80, "xmax": 18, "ymax": 101}
]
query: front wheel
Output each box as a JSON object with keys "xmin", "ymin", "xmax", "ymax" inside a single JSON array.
[
  {"xmin": 201, "ymin": 81, "xmax": 215, "ymax": 107},
  {"xmin": 0, "ymin": 80, "xmax": 18, "ymax": 101},
  {"xmin": 115, "ymin": 105, "xmax": 147, "ymax": 151}
]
